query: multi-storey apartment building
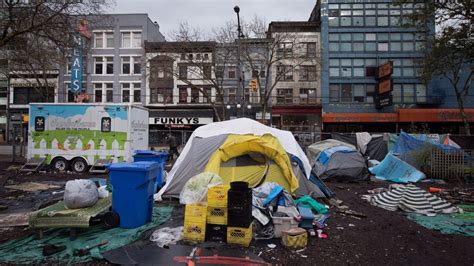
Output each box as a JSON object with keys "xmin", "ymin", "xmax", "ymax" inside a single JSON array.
[
  {"xmin": 267, "ymin": 21, "xmax": 322, "ymax": 142},
  {"xmin": 314, "ymin": 1, "xmax": 474, "ymax": 134},
  {"xmin": 58, "ymin": 14, "xmax": 165, "ymax": 106},
  {"xmin": 145, "ymin": 41, "xmax": 217, "ymax": 146}
]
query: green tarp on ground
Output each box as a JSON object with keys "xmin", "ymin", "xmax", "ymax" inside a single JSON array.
[
  {"xmin": 406, "ymin": 205, "xmax": 474, "ymax": 236},
  {"xmin": 0, "ymin": 206, "xmax": 173, "ymax": 264}
]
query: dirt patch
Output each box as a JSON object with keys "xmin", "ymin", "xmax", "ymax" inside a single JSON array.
[{"xmin": 0, "ymin": 163, "xmax": 473, "ymax": 265}]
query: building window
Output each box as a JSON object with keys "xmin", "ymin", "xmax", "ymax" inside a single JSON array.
[
  {"xmin": 94, "ymin": 32, "xmax": 114, "ymax": 49},
  {"xmin": 121, "ymin": 57, "xmax": 130, "ymax": 74},
  {"xmin": 65, "ymin": 83, "xmax": 75, "ymax": 102},
  {"xmin": 94, "ymin": 56, "xmax": 113, "ymax": 75},
  {"xmin": 94, "ymin": 57, "xmax": 103, "ymax": 74},
  {"xmin": 306, "ymin": 42, "xmax": 317, "ymax": 58},
  {"xmin": 106, "ymin": 83, "xmax": 113, "ymax": 102},
  {"xmin": 228, "ymin": 88, "xmax": 236, "ymax": 103},
  {"xmin": 133, "ymin": 83, "xmax": 141, "ymax": 102},
  {"xmin": 122, "ymin": 56, "xmax": 141, "ymax": 75},
  {"xmin": 366, "ymin": 85, "xmax": 375, "ymax": 103},
  {"xmin": 121, "ymin": 31, "xmax": 142, "ymax": 48},
  {"xmin": 299, "ymin": 88, "xmax": 317, "ymax": 104},
  {"xmin": 150, "ymin": 88, "xmax": 172, "ymax": 103},
  {"xmin": 179, "ymin": 88, "xmax": 188, "ymax": 103},
  {"xmin": 191, "ymin": 88, "xmax": 199, "ymax": 103},
  {"xmin": 133, "ymin": 56, "xmax": 141, "ymax": 74},
  {"xmin": 330, "ymin": 85, "xmax": 339, "ymax": 102},
  {"xmin": 94, "ymin": 83, "xmax": 103, "ymax": 102},
  {"xmin": 403, "ymin": 84, "xmax": 415, "ymax": 103},
  {"xmin": 202, "ymin": 87, "xmax": 212, "ymax": 103},
  {"xmin": 260, "ymin": 66, "xmax": 266, "ymax": 78},
  {"xmin": 276, "ymin": 88, "xmax": 293, "ymax": 104},
  {"xmin": 341, "ymin": 84, "xmax": 352, "ymax": 102},
  {"xmin": 277, "ymin": 65, "xmax": 293, "ymax": 81},
  {"xmin": 353, "ymin": 85, "xmax": 365, "ymax": 102},
  {"xmin": 277, "ymin": 43, "xmax": 293, "ymax": 58},
  {"xmin": 121, "ymin": 83, "xmax": 130, "ymax": 102},
  {"xmin": 378, "ymin": 42, "xmax": 389, "ymax": 51},
  {"xmin": 179, "ymin": 65, "xmax": 187, "ymax": 79},
  {"xmin": 203, "ymin": 65, "xmax": 211, "ymax": 78},
  {"xmin": 215, "ymin": 66, "xmax": 224, "ymax": 78},
  {"xmin": 300, "ymin": 65, "xmax": 317, "ymax": 81},
  {"xmin": 228, "ymin": 66, "xmax": 236, "ymax": 79}
]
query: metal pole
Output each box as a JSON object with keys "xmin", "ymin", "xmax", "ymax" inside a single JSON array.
[{"xmin": 234, "ymin": 6, "xmax": 244, "ymax": 118}]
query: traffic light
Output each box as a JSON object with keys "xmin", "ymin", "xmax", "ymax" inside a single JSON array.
[{"xmin": 250, "ymin": 79, "xmax": 258, "ymax": 92}]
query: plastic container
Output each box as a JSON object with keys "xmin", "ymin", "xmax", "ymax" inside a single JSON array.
[
  {"xmin": 207, "ymin": 206, "xmax": 227, "ymax": 225},
  {"xmin": 206, "ymin": 224, "xmax": 227, "ymax": 242},
  {"xmin": 207, "ymin": 185, "xmax": 230, "ymax": 207},
  {"xmin": 272, "ymin": 216, "xmax": 300, "ymax": 238},
  {"xmin": 183, "ymin": 219, "xmax": 206, "ymax": 242},
  {"xmin": 297, "ymin": 205, "xmax": 314, "ymax": 229},
  {"xmin": 108, "ymin": 161, "xmax": 159, "ymax": 228},
  {"xmin": 281, "ymin": 227, "xmax": 307, "ymax": 249},
  {"xmin": 185, "ymin": 203, "xmax": 207, "ymax": 223},
  {"xmin": 133, "ymin": 150, "xmax": 168, "ymax": 191},
  {"xmin": 227, "ymin": 224, "xmax": 253, "ymax": 247},
  {"xmin": 230, "ymin": 181, "xmax": 249, "ymax": 191}
]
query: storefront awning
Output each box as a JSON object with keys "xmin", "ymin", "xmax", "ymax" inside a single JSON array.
[
  {"xmin": 398, "ymin": 109, "xmax": 474, "ymax": 122},
  {"xmin": 322, "ymin": 113, "xmax": 398, "ymax": 123}
]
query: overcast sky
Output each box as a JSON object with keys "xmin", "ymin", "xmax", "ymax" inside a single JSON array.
[{"xmin": 112, "ymin": 0, "xmax": 316, "ymax": 38}]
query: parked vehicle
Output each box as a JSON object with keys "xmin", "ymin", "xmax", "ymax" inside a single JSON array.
[{"xmin": 27, "ymin": 103, "xmax": 149, "ymax": 173}]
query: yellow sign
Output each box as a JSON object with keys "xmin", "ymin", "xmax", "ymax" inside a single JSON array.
[{"xmin": 250, "ymin": 79, "xmax": 258, "ymax": 92}]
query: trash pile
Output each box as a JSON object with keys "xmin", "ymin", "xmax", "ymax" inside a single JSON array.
[{"xmin": 179, "ymin": 172, "xmax": 330, "ymax": 249}]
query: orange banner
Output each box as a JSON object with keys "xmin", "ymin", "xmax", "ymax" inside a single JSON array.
[
  {"xmin": 398, "ymin": 109, "xmax": 474, "ymax": 122},
  {"xmin": 322, "ymin": 113, "xmax": 398, "ymax": 123}
]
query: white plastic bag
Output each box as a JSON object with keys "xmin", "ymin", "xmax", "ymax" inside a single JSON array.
[
  {"xmin": 149, "ymin": 226, "xmax": 184, "ymax": 247},
  {"xmin": 64, "ymin": 179, "xmax": 99, "ymax": 209},
  {"xmin": 98, "ymin": 186, "xmax": 109, "ymax": 198},
  {"xmin": 179, "ymin": 172, "xmax": 223, "ymax": 204}
]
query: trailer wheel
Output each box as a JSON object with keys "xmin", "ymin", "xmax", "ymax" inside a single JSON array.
[
  {"xmin": 71, "ymin": 157, "xmax": 88, "ymax": 173},
  {"xmin": 51, "ymin": 157, "xmax": 69, "ymax": 172}
]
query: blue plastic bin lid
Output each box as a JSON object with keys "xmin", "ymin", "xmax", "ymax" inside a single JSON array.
[
  {"xmin": 108, "ymin": 161, "xmax": 160, "ymax": 172},
  {"xmin": 134, "ymin": 150, "xmax": 158, "ymax": 155},
  {"xmin": 133, "ymin": 150, "xmax": 168, "ymax": 157}
]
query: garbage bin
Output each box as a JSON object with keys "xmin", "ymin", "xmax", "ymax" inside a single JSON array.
[
  {"xmin": 108, "ymin": 161, "xmax": 159, "ymax": 228},
  {"xmin": 133, "ymin": 150, "xmax": 168, "ymax": 191}
]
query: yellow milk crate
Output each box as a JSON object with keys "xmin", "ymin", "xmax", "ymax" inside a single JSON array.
[
  {"xmin": 185, "ymin": 203, "xmax": 207, "ymax": 224},
  {"xmin": 227, "ymin": 224, "xmax": 253, "ymax": 247},
  {"xmin": 207, "ymin": 206, "xmax": 227, "ymax": 225},
  {"xmin": 207, "ymin": 185, "xmax": 230, "ymax": 207},
  {"xmin": 183, "ymin": 219, "xmax": 206, "ymax": 242}
]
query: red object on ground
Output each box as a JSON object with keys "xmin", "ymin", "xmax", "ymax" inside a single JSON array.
[{"xmin": 428, "ymin": 187, "xmax": 443, "ymax": 193}]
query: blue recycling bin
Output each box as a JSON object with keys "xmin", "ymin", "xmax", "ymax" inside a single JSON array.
[
  {"xmin": 133, "ymin": 150, "xmax": 168, "ymax": 191},
  {"xmin": 108, "ymin": 161, "xmax": 159, "ymax": 228}
]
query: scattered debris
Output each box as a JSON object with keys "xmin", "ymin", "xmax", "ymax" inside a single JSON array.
[
  {"xmin": 348, "ymin": 224, "xmax": 355, "ymax": 227},
  {"xmin": 267, "ymin": 243, "xmax": 276, "ymax": 249},
  {"xmin": 0, "ymin": 212, "xmax": 30, "ymax": 227},
  {"xmin": 5, "ymin": 182, "xmax": 60, "ymax": 192}
]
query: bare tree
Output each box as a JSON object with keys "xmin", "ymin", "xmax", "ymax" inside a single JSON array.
[
  {"xmin": 236, "ymin": 18, "xmax": 322, "ymax": 123},
  {"xmin": 396, "ymin": 0, "xmax": 473, "ymax": 135},
  {"xmin": 0, "ymin": 0, "xmax": 113, "ymax": 49}
]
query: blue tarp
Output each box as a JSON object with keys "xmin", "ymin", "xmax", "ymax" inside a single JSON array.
[
  {"xmin": 393, "ymin": 132, "xmax": 460, "ymax": 154},
  {"xmin": 319, "ymin": 146, "xmax": 355, "ymax": 165},
  {"xmin": 369, "ymin": 153, "xmax": 426, "ymax": 183}
]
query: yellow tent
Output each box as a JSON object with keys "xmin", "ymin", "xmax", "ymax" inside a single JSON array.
[{"xmin": 204, "ymin": 134, "xmax": 299, "ymax": 193}]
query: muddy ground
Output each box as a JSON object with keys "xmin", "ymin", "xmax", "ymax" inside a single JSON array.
[{"xmin": 0, "ymin": 160, "xmax": 473, "ymax": 265}]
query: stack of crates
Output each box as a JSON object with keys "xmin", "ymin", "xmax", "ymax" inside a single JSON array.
[
  {"xmin": 227, "ymin": 182, "xmax": 253, "ymax": 247},
  {"xmin": 205, "ymin": 185, "xmax": 229, "ymax": 242},
  {"xmin": 183, "ymin": 203, "xmax": 207, "ymax": 242}
]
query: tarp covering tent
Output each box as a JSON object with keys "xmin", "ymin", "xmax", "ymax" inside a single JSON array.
[
  {"xmin": 331, "ymin": 133, "xmax": 388, "ymax": 161},
  {"xmin": 392, "ymin": 132, "xmax": 461, "ymax": 169},
  {"xmin": 156, "ymin": 118, "xmax": 331, "ymax": 200},
  {"xmin": 306, "ymin": 139, "xmax": 356, "ymax": 166},
  {"xmin": 308, "ymin": 141, "xmax": 369, "ymax": 182},
  {"xmin": 369, "ymin": 153, "xmax": 426, "ymax": 183}
]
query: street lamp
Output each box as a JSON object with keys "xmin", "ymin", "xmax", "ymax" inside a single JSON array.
[{"xmin": 234, "ymin": 6, "xmax": 245, "ymax": 117}]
